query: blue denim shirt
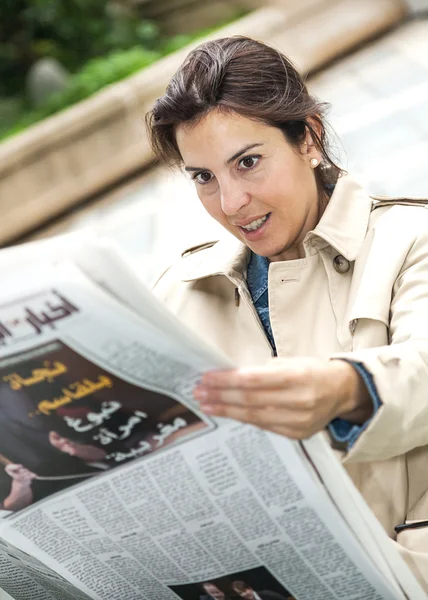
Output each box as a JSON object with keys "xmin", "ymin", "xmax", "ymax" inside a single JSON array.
[{"xmin": 247, "ymin": 251, "xmax": 382, "ymax": 448}]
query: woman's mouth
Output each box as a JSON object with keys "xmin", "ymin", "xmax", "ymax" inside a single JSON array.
[{"xmin": 238, "ymin": 213, "xmax": 271, "ymax": 240}]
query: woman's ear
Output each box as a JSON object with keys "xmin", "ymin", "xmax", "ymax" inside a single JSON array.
[{"xmin": 303, "ymin": 117, "xmax": 323, "ymax": 163}]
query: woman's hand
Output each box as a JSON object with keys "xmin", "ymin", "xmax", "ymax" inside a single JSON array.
[{"xmin": 193, "ymin": 358, "xmax": 373, "ymax": 439}]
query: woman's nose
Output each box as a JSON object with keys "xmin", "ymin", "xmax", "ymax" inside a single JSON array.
[{"xmin": 220, "ymin": 181, "xmax": 250, "ymax": 215}]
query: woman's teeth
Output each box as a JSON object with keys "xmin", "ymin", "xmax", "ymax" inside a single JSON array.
[{"xmin": 241, "ymin": 215, "xmax": 268, "ymax": 231}]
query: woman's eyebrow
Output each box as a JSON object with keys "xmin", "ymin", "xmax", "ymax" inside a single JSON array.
[
  {"xmin": 184, "ymin": 142, "xmax": 264, "ymax": 172},
  {"xmin": 226, "ymin": 142, "xmax": 264, "ymax": 165}
]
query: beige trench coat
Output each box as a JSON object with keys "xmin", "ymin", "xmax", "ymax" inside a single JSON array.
[{"xmin": 154, "ymin": 175, "xmax": 428, "ymax": 590}]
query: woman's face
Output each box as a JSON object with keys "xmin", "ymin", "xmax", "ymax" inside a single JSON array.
[{"xmin": 176, "ymin": 109, "xmax": 322, "ymax": 262}]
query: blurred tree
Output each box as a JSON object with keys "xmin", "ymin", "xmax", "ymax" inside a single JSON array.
[{"xmin": 0, "ymin": 0, "xmax": 161, "ymax": 97}]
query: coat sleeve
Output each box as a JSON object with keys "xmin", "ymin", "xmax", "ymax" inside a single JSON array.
[
  {"xmin": 328, "ymin": 361, "xmax": 382, "ymax": 447},
  {"xmin": 333, "ymin": 225, "xmax": 428, "ymax": 463}
]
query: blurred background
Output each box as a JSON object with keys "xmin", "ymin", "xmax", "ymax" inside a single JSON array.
[{"xmin": 0, "ymin": 0, "xmax": 428, "ymax": 284}]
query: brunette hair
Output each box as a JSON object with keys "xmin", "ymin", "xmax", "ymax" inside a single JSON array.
[{"xmin": 146, "ymin": 36, "xmax": 342, "ymax": 189}]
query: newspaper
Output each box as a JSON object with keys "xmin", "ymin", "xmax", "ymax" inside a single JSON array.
[{"xmin": 0, "ymin": 238, "xmax": 425, "ymax": 600}]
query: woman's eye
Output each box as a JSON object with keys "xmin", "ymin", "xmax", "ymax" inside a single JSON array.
[
  {"xmin": 238, "ymin": 155, "xmax": 260, "ymax": 170},
  {"xmin": 194, "ymin": 171, "xmax": 213, "ymax": 184}
]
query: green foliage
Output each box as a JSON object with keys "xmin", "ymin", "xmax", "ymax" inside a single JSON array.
[
  {"xmin": 2, "ymin": 46, "xmax": 162, "ymax": 140},
  {"xmin": 0, "ymin": 0, "xmax": 162, "ymax": 97},
  {"xmin": 0, "ymin": 5, "xmax": 249, "ymax": 141},
  {"xmin": 160, "ymin": 34, "xmax": 195, "ymax": 56},
  {"xmin": 0, "ymin": 98, "xmax": 25, "ymax": 139}
]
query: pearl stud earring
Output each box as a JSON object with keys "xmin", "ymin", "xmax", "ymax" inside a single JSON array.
[{"xmin": 310, "ymin": 158, "xmax": 319, "ymax": 168}]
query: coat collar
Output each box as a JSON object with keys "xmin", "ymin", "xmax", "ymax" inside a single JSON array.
[
  {"xmin": 181, "ymin": 174, "xmax": 373, "ymax": 282},
  {"xmin": 307, "ymin": 174, "xmax": 373, "ymax": 261},
  {"xmin": 180, "ymin": 233, "xmax": 249, "ymax": 283}
]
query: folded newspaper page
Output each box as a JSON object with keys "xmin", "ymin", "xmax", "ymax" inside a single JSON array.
[{"xmin": 0, "ymin": 238, "xmax": 425, "ymax": 600}]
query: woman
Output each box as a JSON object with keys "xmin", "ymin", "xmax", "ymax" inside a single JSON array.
[{"xmin": 146, "ymin": 36, "xmax": 428, "ymax": 588}]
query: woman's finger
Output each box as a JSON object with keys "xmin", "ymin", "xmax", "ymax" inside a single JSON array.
[
  {"xmin": 199, "ymin": 401, "xmax": 318, "ymax": 432},
  {"xmin": 201, "ymin": 363, "xmax": 309, "ymax": 390},
  {"xmin": 194, "ymin": 386, "xmax": 314, "ymax": 410}
]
